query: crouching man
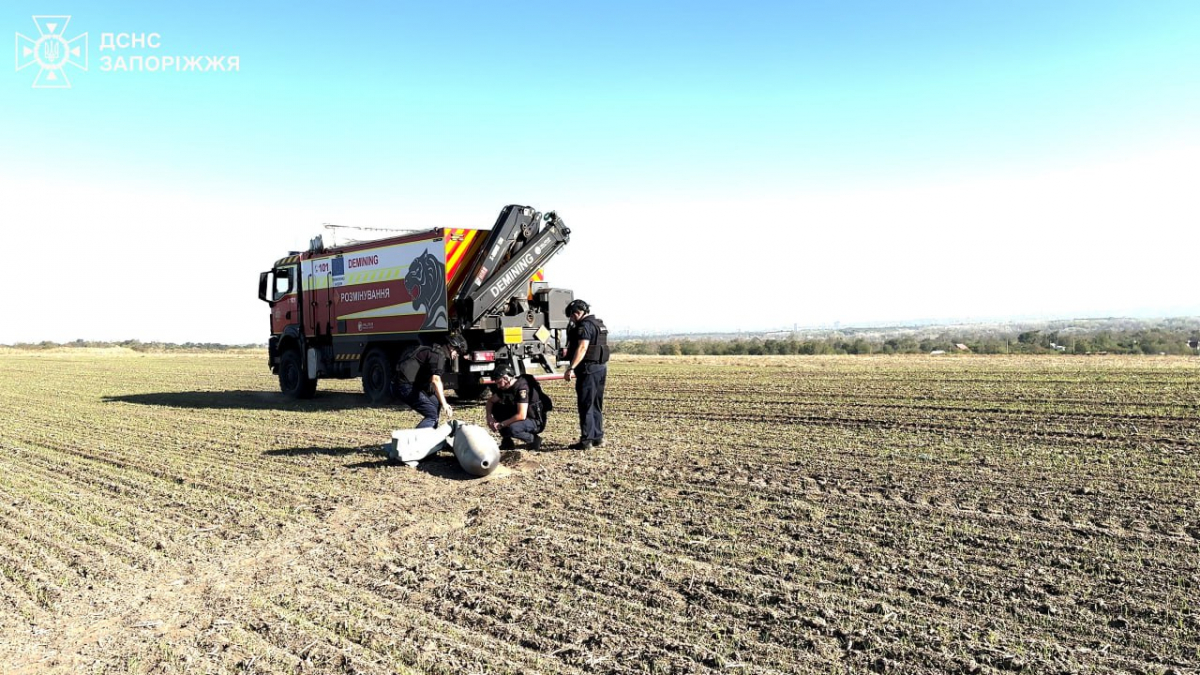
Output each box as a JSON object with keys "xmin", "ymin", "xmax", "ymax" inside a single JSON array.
[
  {"xmin": 394, "ymin": 336, "xmax": 465, "ymax": 429},
  {"xmin": 486, "ymin": 366, "xmax": 547, "ymax": 451}
]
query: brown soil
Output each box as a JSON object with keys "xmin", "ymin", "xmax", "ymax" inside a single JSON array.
[{"xmin": 0, "ymin": 353, "xmax": 1197, "ymax": 674}]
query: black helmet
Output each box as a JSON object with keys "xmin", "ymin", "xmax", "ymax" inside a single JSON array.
[
  {"xmin": 446, "ymin": 334, "xmax": 468, "ymax": 354},
  {"xmin": 493, "ymin": 364, "xmax": 516, "ymax": 379},
  {"xmin": 564, "ymin": 299, "xmax": 589, "ymax": 317}
]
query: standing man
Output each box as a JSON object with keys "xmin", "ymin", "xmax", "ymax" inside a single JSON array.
[
  {"xmin": 562, "ymin": 299, "xmax": 609, "ymax": 450},
  {"xmin": 394, "ymin": 336, "xmax": 465, "ymax": 429},
  {"xmin": 485, "ymin": 365, "xmax": 545, "ymax": 451}
]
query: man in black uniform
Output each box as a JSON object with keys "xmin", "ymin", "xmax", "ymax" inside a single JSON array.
[
  {"xmin": 394, "ymin": 336, "xmax": 464, "ymax": 429},
  {"xmin": 485, "ymin": 365, "xmax": 545, "ymax": 451},
  {"xmin": 562, "ymin": 299, "xmax": 609, "ymax": 450}
]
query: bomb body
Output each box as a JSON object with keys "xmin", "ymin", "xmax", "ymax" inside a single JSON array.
[{"xmin": 452, "ymin": 423, "xmax": 501, "ymax": 476}]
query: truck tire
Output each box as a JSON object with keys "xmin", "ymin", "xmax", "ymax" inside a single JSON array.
[
  {"xmin": 361, "ymin": 350, "xmax": 395, "ymax": 405},
  {"xmin": 279, "ymin": 348, "xmax": 317, "ymax": 399}
]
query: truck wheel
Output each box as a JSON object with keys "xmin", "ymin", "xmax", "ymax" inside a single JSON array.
[
  {"xmin": 362, "ymin": 350, "xmax": 395, "ymax": 405},
  {"xmin": 279, "ymin": 348, "xmax": 317, "ymax": 399}
]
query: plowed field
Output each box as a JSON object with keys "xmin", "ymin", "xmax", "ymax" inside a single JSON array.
[{"xmin": 1, "ymin": 351, "xmax": 1197, "ymax": 674}]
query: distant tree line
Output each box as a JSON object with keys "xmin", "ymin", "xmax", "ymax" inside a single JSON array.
[
  {"xmin": 614, "ymin": 327, "xmax": 1200, "ymax": 356},
  {"xmin": 5, "ymin": 339, "xmax": 261, "ymax": 352},
  {"xmin": 7, "ymin": 321, "xmax": 1198, "ymax": 357}
]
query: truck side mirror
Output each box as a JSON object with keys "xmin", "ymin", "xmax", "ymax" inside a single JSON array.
[{"xmin": 258, "ymin": 271, "xmax": 272, "ymax": 303}]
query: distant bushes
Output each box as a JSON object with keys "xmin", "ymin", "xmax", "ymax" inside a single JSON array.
[
  {"xmin": 7, "ymin": 321, "xmax": 1198, "ymax": 358},
  {"xmin": 614, "ymin": 326, "xmax": 1200, "ymax": 357},
  {"xmin": 6, "ymin": 339, "xmax": 262, "ymax": 352}
]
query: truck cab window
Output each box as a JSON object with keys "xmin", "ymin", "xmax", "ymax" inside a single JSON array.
[{"xmin": 273, "ymin": 268, "xmax": 294, "ymax": 301}]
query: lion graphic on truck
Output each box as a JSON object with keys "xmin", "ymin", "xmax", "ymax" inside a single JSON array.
[{"xmin": 405, "ymin": 250, "xmax": 448, "ymax": 330}]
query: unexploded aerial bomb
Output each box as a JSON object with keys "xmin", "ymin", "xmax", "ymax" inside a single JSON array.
[
  {"xmin": 386, "ymin": 421, "xmax": 500, "ymax": 476},
  {"xmin": 451, "ymin": 422, "xmax": 501, "ymax": 477}
]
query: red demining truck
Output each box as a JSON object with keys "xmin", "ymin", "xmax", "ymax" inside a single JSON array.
[{"xmin": 257, "ymin": 205, "xmax": 574, "ymax": 402}]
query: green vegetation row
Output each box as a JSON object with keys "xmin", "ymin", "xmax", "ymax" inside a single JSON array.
[
  {"xmin": 6, "ymin": 318, "xmax": 1199, "ymax": 357},
  {"xmin": 3, "ymin": 339, "xmax": 262, "ymax": 352},
  {"xmin": 616, "ymin": 327, "xmax": 1200, "ymax": 356}
]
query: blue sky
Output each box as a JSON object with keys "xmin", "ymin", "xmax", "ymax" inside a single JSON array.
[{"xmin": 3, "ymin": 1, "xmax": 1199, "ymax": 341}]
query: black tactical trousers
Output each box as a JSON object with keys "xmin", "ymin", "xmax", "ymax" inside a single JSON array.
[
  {"xmin": 500, "ymin": 419, "xmax": 539, "ymax": 443},
  {"xmin": 574, "ymin": 363, "xmax": 607, "ymax": 442},
  {"xmin": 396, "ymin": 383, "xmax": 440, "ymax": 429}
]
